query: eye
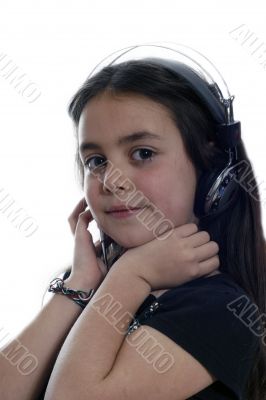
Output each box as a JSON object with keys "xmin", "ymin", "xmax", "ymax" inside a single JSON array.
[
  {"xmin": 131, "ymin": 148, "xmax": 156, "ymax": 162},
  {"xmin": 84, "ymin": 156, "xmax": 107, "ymax": 172},
  {"xmin": 84, "ymin": 148, "xmax": 156, "ymax": 172}
]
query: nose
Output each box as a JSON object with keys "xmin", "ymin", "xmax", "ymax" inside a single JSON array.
[
  {"xmin": 103, "ymin": 173, "xmax": 129, "ymax": 195},
  {"xmin": 102, "ymin": 161, "xmax": 132, "ymax": 195}
]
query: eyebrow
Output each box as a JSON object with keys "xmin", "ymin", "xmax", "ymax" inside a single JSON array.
[{"xmin": 79, "ymin": 130, "xmax": 162, "ymax": 155}]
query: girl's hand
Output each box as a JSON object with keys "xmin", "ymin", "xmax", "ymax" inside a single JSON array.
[
  {"xmin": 67, "ymin": 197, "xmax": 108, "ymax": 288},
  {"xmin": 113, "ymin": 223, "xmax": 220, "ymax": 291}
]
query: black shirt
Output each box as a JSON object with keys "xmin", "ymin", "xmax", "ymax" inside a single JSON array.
[{"xmin": 126, "ymin": 272, "xmax": 260, "ymax": 400}]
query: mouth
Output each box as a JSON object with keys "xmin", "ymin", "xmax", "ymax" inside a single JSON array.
[{"xmin": 105, "ymin": 207, "xmax": 146, "ymax": 219}]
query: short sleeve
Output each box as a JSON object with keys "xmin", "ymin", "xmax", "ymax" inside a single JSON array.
[{"xmin": 136, "ymin": 276, "xmax": 260, "ymax": 399}]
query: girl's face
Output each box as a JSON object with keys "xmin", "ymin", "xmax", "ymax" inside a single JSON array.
[{"xmin": 78, "ymin": 91, "xmax": 199, "ymax": 248}]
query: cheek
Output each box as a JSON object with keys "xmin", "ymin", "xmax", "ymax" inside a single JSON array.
[
  {"xmin": 135, "ymin": 163, "xmax": 196, "ymax": 224},
  {"xmin": 132, "ymin": 167, "xmax": 175, "ymax": 215},
  {"xmin": 84, "ymin": 180, "xmax": 99, "ymax": 211},
  {"xmin": 167, "ymin": 167, "xmax": 197, "ymax": 223}
]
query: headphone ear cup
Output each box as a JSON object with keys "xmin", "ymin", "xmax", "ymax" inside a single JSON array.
[
  {"xmin": 194, "ymin": 163, "xmax": 241, "ymax": 219},
  {"xmin": 193, "ymin": 169, "xmax": 221, "ymax": 218}
]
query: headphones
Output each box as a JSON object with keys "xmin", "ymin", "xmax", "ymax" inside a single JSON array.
[
  {"xmin": 88, "ymin": 42, "xmax": 244, "ymax": 267},
  {"xmin": 127, "ymin": 55, "xmax": 243, "ymax": 221}
]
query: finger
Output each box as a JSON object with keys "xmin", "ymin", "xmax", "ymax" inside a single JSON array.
[
  {"xmin": 71, "ymin": 209, "xmax": 94, "ymax": 238},
  {"xmin": 194, "ymin": 241, "xmax": 220, "ymax": 263},
  {"xmin": 68, "ymin": 219, "xmax": 76, "ymax": 236},
  {"xmin": 185, "ymin": 230, "xmax": 212, "ymax": 248},
  {"xmin": 68, "ymin": 197, "xmax": 87, "ymax": 234},
  {"xmin": 68, "ymin": 199, "xmax": 91, "ymax": 235},
  {"xmin": 174, "ymin": 223, "xmax": 199, "ymax": 238},
  {"xmin": 198, "ymin": 254, "xmax": 220, "ymax": 276},
  {"xmin": 68, "ymin": 197, "xmax": 87, "ymax": 223},
  {"xmin": 76, "ymin": 208, "xmax": 94, "ymax": 227},
  {"xmin": 70, "ymin": 197, "xmax": 87, "ymax": 219}
]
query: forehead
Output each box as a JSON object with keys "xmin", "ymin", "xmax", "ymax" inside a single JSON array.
[{"xmin": 78, "ymin": 92, "xmax": 174, "ymax": 138}]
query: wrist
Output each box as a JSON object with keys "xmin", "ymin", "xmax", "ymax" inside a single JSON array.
[
  {"xmin": 111, "ymin": 257, "xmax": 152, "ymax": 292},
  {"xmin": 64, "ymin": 274, "xmax": 99, "ymax": 292},
  {"xmin": 48, "ymin": 276, "xmax": 96, "ymax": 310}
]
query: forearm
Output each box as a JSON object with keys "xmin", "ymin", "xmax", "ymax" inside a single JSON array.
[
  {"xmin": 44, "ymin": 263, "xmax": 151, "ymax": 399},
  {"xmin": 0, "ymin": 275, "xmax": 95, "ymax": 400}
]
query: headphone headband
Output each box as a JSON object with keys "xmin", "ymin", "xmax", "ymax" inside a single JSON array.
[
  {"xmin": 138, "ymin": 57, "xmax": 241, "ymax": 150},
  {"xmin": 89, "ymin": 43, "xmax": 241, "ymax": 151}
]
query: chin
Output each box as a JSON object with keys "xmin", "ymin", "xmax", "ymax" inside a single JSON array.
[
  {"xmin": 96, "ymin": 211, "xmax": 163, "ymax": 247},
  {"xmin": 109, "ymin": 228, "xmax": 157, "ymax": 249}
]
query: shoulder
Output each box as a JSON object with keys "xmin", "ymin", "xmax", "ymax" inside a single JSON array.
[
  {"xmin": 129, "ymin": 272, "xmax": 260, "ymax": 399},
  {"xmin": 142, "ymin": 272, "xmax": 260, "ymax": 352}
]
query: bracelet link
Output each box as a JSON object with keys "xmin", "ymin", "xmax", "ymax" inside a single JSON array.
[{"xmin": 48, "ymin": 278, "xmax": 95, "ymax": 309}]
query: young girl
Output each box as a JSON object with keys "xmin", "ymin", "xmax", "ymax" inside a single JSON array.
[{"xmin": 1, "ymin": 47, "xmax": 265, "ymax": 399}]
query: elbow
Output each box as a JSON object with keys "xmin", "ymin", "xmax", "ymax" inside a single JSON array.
[{"xmin": 44, "ymin": 383, "xmax": 102, "ymax": 400}]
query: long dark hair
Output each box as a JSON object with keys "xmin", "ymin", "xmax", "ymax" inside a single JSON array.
[{"xmin": 53, "ymin": 59, "xmax": 266, "ymax": 398}]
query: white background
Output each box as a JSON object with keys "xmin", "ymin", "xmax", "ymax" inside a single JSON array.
[{"xmin": 0, "ymin": 0, "xmax": 265, "ymax": 345}]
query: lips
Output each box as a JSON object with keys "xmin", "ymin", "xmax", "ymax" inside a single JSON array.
[
  {"xmin": 105, "ymin": 207, "xmax": 146, "ymax": 219},
  {"xmin": 106, "ymin": 206, "xmax": 142, "ymax": 213}
]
